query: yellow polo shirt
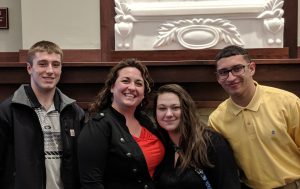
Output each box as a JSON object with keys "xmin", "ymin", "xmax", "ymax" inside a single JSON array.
[{"xmin": 208, "ymin": 82, "xmax": 300, "ymax": 189}]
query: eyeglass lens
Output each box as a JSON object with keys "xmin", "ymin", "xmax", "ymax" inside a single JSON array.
[{"xmin": 217, "ymin": 64, "xmax": 246, "ymax": 79}]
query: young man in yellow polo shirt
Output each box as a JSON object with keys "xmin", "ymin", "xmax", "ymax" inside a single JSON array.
[{"xmin": 208, "ymin": 45, "xmax": 300, "ymax": 189}]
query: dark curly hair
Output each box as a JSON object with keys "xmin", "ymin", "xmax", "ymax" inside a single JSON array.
[{"xmin": 89, "ymin": 58, "xmax": 153, "ymax": 113}]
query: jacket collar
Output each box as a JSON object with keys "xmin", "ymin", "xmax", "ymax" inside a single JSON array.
[
  {"xmin": 106, "ymin": 106, "xmax": 158, "ymax": 132},
  {"xmin": 12, "ymin": 84, "xmax": 75, "ymax": 112}
]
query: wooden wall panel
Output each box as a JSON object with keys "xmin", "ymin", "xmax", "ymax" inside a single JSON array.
[
  {"xmin": 1, "ymin": 60, "xmax": 300, "ymax": 110},
  {"xmin": 0, "ymin": 52, "xmax": 19, "ymax": 62},
  {"xmin": 19, "ymin": 49, "xmax": 101, "ymax": 62},
  {"xmin": 110, "ymin": 48, "xmax": 289, "ymax": 62}
]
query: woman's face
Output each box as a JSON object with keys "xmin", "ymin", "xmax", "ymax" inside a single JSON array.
[
  {"xmin": 111, "ymin": 67, "xmax": 145, "ymax": 112},
  {"xmin": 156, "ymin": 92, "xmax": 181, "ymax": 134}
]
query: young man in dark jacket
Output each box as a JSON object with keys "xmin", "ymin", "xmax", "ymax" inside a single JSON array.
[{"xmin": 0, "ymin": 40, "xmax": 85, "ymax": 189}]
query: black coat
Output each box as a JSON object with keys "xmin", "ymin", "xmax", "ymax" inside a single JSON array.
[
  {"xmin": 0, "ymin": 85, "xmax": 85, "ymax": 189},
  {"xmin": 78, "ymin": 107, "xmax": 166, "ymax": 189},
  {"xmin": 157, "ymin": 131, "xmax": 241, "ymax": 189}
]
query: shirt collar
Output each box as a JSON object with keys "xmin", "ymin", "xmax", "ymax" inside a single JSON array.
[{"xmin": 229, "ymin": 81, "xmax": 262, "ymax": 115}]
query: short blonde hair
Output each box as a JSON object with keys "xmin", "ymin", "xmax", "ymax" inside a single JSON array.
[{"xmin": 27, "ymin": 40, "xmax": 63, "ymax": 65}]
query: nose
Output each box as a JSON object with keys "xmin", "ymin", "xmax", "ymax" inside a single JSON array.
[
  {"xmin": 128, "ymin": 82, "xmax": 136, "ymax": 90},
  {"xmin": 226, "ymin": 71, "xmax": 236, "ymax": 81},
  {"xmin": 46, "ymin": 64, "xmax": 54, "ymax": 73},
  {"xmin": 165, "ymin": 108, "xmax": 173, "ymax": 117}
]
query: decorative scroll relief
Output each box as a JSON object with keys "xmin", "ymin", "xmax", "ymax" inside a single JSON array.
[
  {"xmin": 114, "ymin": 0, "xmax": 284, "ymax": 50},
  {"xmin": 115, "ymin": 0, "xmax": 136, "ymax": 49},
  {"xmin": 257, "ymin": 0, "xmax": 284, "ymax": 45},
  {"xmin": 153, "ymin": 18, "xmax": 244, "ymax": 49}
]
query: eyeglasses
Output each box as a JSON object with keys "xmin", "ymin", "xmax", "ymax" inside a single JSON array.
[{"xmin": 216, "ymin": 64, "xmax": 247, "ymax": 80}]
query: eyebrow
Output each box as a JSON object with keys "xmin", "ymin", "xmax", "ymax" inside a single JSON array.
[{"xmin": 217, "ymin": 64, "xmax": 245, "ymax": 70}]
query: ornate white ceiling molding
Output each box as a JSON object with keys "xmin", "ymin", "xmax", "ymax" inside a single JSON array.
[
  {"xmin": 128, "ymin": 1, "xmax": 265, "ymax": 16},
  {"xmin": 114, "ymin": 0, "xmax": 284, "ymax": 50},
  {"xmin": 153, "ymin": 18, "xmax": 244, "ymax": 49},
  {"xmin": 257, "ymin": 0, "xmax": 284, "ymax": 45}
]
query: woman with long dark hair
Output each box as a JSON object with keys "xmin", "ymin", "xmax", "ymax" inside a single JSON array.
[
  {"xmin": 78, "ymin": 59, "xmax": 165, "ymax": 189},
  {"xmin": 154, "ymin": 84, "xmax": 240, "ymax": 189}
]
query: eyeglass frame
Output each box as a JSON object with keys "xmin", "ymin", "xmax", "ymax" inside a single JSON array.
[{"xmin": 215, "ymin": 63, "xmax": 250, "ymax": 80}]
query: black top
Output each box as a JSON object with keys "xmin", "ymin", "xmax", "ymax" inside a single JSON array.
[
  {"xmin": 78, "ymin": 107, "xmax": 166, "ymax": 189},
  {"xmin": 157, "ymin": 131, "xmax": 241, "ymax": 189}
]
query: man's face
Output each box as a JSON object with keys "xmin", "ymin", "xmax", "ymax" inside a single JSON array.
[
  {"xmin": 27, "ymin": 51, "xmax": 62, "ymax": 94},
  {"xmin": 216, "ymin": 55, "xmax": 255, "ymax": 98}
]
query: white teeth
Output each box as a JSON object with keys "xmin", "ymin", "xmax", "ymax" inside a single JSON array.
[{"xmin": 125, "ymin": 93, "xmax": 135, "ymax": 98}]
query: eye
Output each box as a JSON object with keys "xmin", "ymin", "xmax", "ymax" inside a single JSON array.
[
  {"xmin": 157, "ymin": 106, "xmax": 167, "ymax": 111},
  {"xmin": 172, "ymin": 106, "xmax": 181, "ymax": 111},
  {"xmin": 121, "ymin": 79, "xmax": 130, "ymax": 83},
  {"xmin": 232, "ymin": 65, "xmax": 244, "ymax": 73},
  {"xmin": 38, "ymin": 60, "xmax": 48, "ymax": 67},
  {"xmin": 52, "ymin": 61, "xmax": 61, "ymax": 68},
  {"xmin": 135, "ymin": 81, "xmax": 144, "ymax": 87},
  {"xmin": 217, "ymin": 69, "xmax": 229, "ymax": 76}
]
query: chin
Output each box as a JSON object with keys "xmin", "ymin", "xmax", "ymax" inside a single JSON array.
[{"xmin": 42, "ymin": 86, "xmax": 56, "ymax": 91}]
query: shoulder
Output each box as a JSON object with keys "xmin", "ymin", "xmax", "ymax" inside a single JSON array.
[
  {"xmin": 0, "ymin": 97, "xmax": 13, "ymax": 127},
  {"xmin": 83, "ymin": 110, "xmax": 112, "ymax": 135},
  {"xmin": 260, "ymin": 84, "xmax": 298, "ymax": 101},
  {"xmin": 206, "ymin": 130, "xmax": 226, "ymax": 145},
  {"xmin": 208, "ymin": 99, "xmax": 230, "ymax": 121},
  {"xmin": 137, "ymin": 111, "xmax": 156, "ymax": 127},
  {"xmin": 71, "ymin": 103, "xmax": 85, "ymax": 116},
  {"xmin": 137, "ymin": 111, "xmax": 161, "ymax": 133},
  {"xmin": 0, "ymin": 96, "xmax": 13, "ymax": 109},
  {"xmin": 205, "ymin": 129, "xmax": 230, "ymax": 152},
  {"xmin": 259, "ymin": 85, "xmax": 299, "ymax": 110}
]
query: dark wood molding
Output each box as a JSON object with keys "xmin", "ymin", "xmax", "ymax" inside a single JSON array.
[
  {"xmin": 0, "ymin": 52, "xmax": 19, "ymax": 62},
  {"xmin": 109, "ymin": 48, "xmax": 290, "ymax": 62},
  {"xmin": 1, "ymin": 59, "xmax": 300, "ymax": 109},
  {"xmin": 100, "ymin": 0, "xmax": 115, "ymax": 62},
  {"xmin": 18, "ymin": 49, "xmax": 101, "ymax": 62},
  {"xmin": 283, "ymin": 0, "xmax": 298, "ymax": 58}
]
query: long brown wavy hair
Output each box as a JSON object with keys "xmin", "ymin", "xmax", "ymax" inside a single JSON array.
[
  {"xmin": 153, "ymin": 84, "xmax": 214, "ymax": 171},
  {"xmin": 89, "ymin": 58, "xmax": 153, "ymax": 113}
]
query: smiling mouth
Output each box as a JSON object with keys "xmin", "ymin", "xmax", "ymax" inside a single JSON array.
[
  {"xmin": 164, "ymin": 120, "xmax": 176, "ymax": 124},
  {"xmin": 124, "ymin": 93, "xmax": 136, "ymax": 98},
  {"xmin": 228, "ymin": 82, "xmax": 240, "ymax": 87},
  {"xmin": 43, "ymin": 77, "xmax": 55, "ymax": 83}
]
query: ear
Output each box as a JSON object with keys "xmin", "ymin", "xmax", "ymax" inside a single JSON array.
[
  {"xmin": 249, "ymin": 61, "xmax": 256, "ymax": 76},
  {"xmin": 27, "ymin": 62, "xmax": 32, "ymax": 75},
  {"xmin": 110, "ymin": 84, "xmax": 114, "ymax": 93}
]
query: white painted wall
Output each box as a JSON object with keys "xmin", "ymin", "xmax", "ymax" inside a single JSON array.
[
  {"xmin": 21, "ymin": 0, "xmax": 100, "ymax": 49},
  {"xmin": 0, "ymin": 0, "xmax": 22, "ymax": 51}
]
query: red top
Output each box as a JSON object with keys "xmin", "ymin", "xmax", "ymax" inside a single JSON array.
[{"xmin": 133, "ymin": 127, "xmax": 165, "ymax": 177}]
